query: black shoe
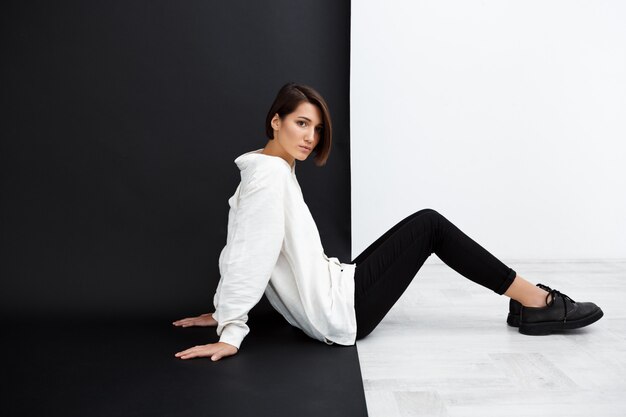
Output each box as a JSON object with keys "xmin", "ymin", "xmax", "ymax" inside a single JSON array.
[
  {"xmin": 518, "ymin": 288, "xmax": 604, "ymax": 335},
  {"xmin": 507, "ymin": 283, "xmax": 553, "ymax": 327}
]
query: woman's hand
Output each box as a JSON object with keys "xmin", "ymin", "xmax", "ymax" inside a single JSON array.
[
  {"xmin": 175, "ymin": 342, "xmax": 238, "ymax": 361},
  {"xmin": 172, "ymin": 312, "xmax": 218, "ymax": 327}
]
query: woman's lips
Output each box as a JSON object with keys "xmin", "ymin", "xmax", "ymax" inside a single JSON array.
[{"xmin": 299, "ymin": 146, "xmax": 311, "ymax": 152}]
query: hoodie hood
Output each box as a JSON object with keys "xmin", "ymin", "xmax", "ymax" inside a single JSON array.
[{"xmin": 234, "ymin": 148, "xmax": 295, "ymax": 175}]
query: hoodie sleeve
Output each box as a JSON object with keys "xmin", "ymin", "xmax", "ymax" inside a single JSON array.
[{"xmin": 212, "ymin": 165, "xmax": 288, "ymax": 350}]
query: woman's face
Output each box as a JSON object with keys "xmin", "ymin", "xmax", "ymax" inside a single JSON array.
[{"xmin": 271, "ymin": 101, "xmax": 323, "ymax": 162}]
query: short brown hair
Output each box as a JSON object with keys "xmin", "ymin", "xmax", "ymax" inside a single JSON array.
[{"xmin": 265, "ymin": 82, "xmax": 333, "ymax": 167}]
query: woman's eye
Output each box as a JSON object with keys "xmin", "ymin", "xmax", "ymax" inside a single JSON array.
[
  {"xmin": 316, "ymin": 126, "xmax": 323, "ymax": 132},
  {"xmin": 297, "ymin": 120, "xmax": 306, "ymax": 127}
]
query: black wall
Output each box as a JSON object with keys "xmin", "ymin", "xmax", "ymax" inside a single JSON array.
[{"xmin": 1, "ymin": 0, "xmax": 352, "ymax": 320}]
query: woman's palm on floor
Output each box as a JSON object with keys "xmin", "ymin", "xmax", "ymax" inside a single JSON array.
[{"xmin": 172, "ymin": 312, "xmax": 218, "ymax": 327}]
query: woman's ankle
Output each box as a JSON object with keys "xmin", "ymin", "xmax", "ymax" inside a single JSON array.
[
  {"xmin": 504, "ymin": 275, "xmax": 553, "ymax": 307},
  {"xmin": 521, "ymin": 290, "xmax": 552, "ymax": 308}
]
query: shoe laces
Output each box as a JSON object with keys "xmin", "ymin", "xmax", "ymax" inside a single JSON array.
[{"xmin": 547, "ymin": 289, "xmax": 576, "ymax": 323}]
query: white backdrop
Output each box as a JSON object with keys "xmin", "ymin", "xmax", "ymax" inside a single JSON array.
[{"xmin": 350, "ymin": 0, "xmax": 626, "ymax": 263}]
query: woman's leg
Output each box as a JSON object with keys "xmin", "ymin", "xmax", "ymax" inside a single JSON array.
[
  {"xmin": 353, "ymin": 208, "xmax": 518, "ymax": 340},
  {"xmin": 351, "ymin": 210, "xmax": 425, "ymax": 265}
]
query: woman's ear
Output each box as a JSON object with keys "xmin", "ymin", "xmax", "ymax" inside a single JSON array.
[{"xmin": 271, "ymin": 113, "xmax": 280, "ymax": 130}]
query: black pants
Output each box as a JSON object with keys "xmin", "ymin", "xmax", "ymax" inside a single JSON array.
[{"xmin": 351, "ymin": 208, "xmax": 517, "ymax": 340}]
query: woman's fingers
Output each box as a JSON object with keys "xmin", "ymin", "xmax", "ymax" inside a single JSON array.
[
  {"xmin": 172, "ymin": 313, "xmax": 214, "ymax": 327},
  {"xmin": 174, "ymin": 343, "xmax": 238, "ymax": 361},
  {"xmin": 172, "ymin": 317, "xmax": 199, "ymax": 326},
  {"xmin": 175, "ymin": 345, "xmax": 207, "ymax": 359},
  {"xmin": 177, "ymin": 346, "xmax": 213, "ymax": 360}
]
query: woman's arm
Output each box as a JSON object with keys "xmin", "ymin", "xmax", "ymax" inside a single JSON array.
[
  {"xmin": 212, "ymin": 167, "xmax": 287, "ymax": 349},
  {"xmin": 174, "ymin": 164, "xmax": 288, "ymax": 359}
]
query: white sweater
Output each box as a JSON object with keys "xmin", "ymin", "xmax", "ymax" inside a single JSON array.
[{"xmin": 211, "ymin": 148, "xmax": 357, "ymax": 350}]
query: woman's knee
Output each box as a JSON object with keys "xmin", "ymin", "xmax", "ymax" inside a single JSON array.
[
  {"xmin": 412, "ymin": 208, "xmax": 444, "ymax": 222},
  {"xmin": 408, "ymin": 208, "xmax": 448, "ymax": 239}
]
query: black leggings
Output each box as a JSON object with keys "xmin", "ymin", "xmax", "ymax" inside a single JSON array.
[{"xmin": 351, "ymin": 208, "xmax": 517, "ymax": 340}]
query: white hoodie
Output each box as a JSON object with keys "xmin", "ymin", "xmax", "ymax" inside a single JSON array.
[{"xmin": 211, "ymin": 148, "xmax": 357, "ymax": 350}]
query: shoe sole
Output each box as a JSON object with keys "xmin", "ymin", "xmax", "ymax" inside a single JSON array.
[
  {"xmin": 507, "ymin": 313, "xmax": 521, "ymax": 328},
  {"xmin": 518, "ymin": 308, "xmax": 604, "ymax": 335}
]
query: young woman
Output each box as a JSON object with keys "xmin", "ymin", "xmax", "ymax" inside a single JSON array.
[{"xmin": 173, "ymin": 82, "xmax": 604, "ymax": 362}]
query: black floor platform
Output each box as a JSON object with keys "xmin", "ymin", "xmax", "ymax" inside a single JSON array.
[{"xmin": 3, "ymin": 312, "xmax": 369, "ymax": 417}]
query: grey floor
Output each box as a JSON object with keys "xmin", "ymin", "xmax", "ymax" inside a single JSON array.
[{"xmin": 355, "ymin": 260, "xmax": 626, "ymax": 417}]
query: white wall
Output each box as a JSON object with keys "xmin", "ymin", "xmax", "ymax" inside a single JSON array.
[{"xmin": 350, "ymin": 0, "xmax": 626, "ymax": 263}]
